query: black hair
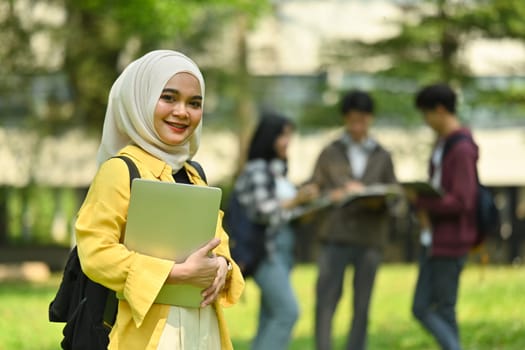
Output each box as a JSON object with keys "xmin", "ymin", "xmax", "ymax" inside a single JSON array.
[
  {"xmin": 415, "ymin": 83, "xmax": 457, "ymax": 114},
  {"xmin": 340, "ymin": 90, "xmax": 374, "ymax": 115},
  {"xmin": 247, "ymin": 112, "xmax": 294, "ymax": 162}
]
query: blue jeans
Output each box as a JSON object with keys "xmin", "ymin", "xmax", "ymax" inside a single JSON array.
[
  {"xmin": 412, "ymin": 247, "xmax": 466, "ymax": 350},
  {"xmin": 315, "ymin": 242, "xmax": 382, "ymax": 350},
  {"xmin": 252, "ymin": 225, "xmax": 299, "ymax": 350}
]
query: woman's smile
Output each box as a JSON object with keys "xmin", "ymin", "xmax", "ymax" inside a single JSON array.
[{"xmin": 165, "ymin": 120, "xmax": 189, "ymax": 132}]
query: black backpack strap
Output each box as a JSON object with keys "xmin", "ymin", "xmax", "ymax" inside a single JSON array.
[
  {"xmin": 50, "ymin": 155, "xmax": 142, "ymax": 348},
  {"xmin": 103, "ymin": 156, "xmax": 140, "ymax": 327},
  {"xmin": 442, "ymin": 134, "xmax": 471, "ymax": 159},
  {"xmin": 112, "ymin": 155, "xmax": 140, "ymax": 187},
  {"xmin": 188, "ymin": 160, "xmax": 207, "ymax": 184},
  {"xmin": 442, "ymin": 134, "xmax": 479, "ymax": 183}
]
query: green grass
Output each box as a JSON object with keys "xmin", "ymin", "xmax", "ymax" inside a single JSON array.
[
  {"xmin": 227, "ymin": 263, "xmax": 525, "ymax": 350},
  {"xmin": 0, "ymin": 276, "xmax": 64, "ymax": 350},
  {"xmin": 1, "ymin": 263, "xmax": 524, "ymax": 350}
]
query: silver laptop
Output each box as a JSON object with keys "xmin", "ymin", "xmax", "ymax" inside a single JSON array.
[
  {"xmin": 124, "ymin": 179, "xmax": 222, "ymax": 261},
  {"xmin": 122, "ymin": 179, "xmax": 222, "ymax": 308}
]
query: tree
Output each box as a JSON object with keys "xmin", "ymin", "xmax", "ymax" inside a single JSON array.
[
  {"xmin": 61, "ymin": 0, "xmax": 267, "ymax": 132},
  {"xmin": 0, "ymin": 0, "xmax": 268, "ymax": 130},
  {"xmin": 319, "ymin": 0, "xmax": 525, "ymax": 125},
  {"xmin": 456, "ymin": 0, "xmax": 525, "ymax": 108}
]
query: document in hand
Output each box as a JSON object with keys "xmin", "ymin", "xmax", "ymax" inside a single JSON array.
[
  {"xmin": 123, "ymin": 179, "xmax": 222, "ymax": 308},
  {"xmin": 401, "ymin": 181, "xmax": 443, "ymax": 197},
  {"xmin": 338, "ymin": 184, "xmax": 402, "ymax": 207},
  {"xmin": 287, "ymin": 195, "xmax": 333, "ymax": 220},
  {"xmin": 288, "ymin": 184, "xmax": 402, "ymax": 219}
]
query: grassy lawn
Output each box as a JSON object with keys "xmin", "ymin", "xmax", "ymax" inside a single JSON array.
[
  {"xmin": 1, "ymin": 263, "xmax": 524, "ymax": 350},
  {"xmin": 227, "ymin": 263, "xmax": 525, "ymax": 350}
]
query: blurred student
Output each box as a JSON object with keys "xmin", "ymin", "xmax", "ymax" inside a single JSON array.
[
  {"xmin": 229, "ymin": 113, "xmax": 317, "ymax": 350},
  {"xmin": 308, "ymin": 90, "xmax": 398, "ymax": 350},
  {"xmin": 409, "ymin": 83, "xmax": 479, "ymax": 350},
  {"xmin": 75, "ymin": 50, "xmax": 244, "ymax": 349}
]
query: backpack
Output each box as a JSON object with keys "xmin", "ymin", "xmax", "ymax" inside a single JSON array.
[
  {"xmin": 443, "ymin": 134, "xmax": 501, "ymax": 247},
  {"xmin": 49, "ymin": 156, "xmax": 207, "ymax": 350},
  {"xmin": 224, "ymin": 191, "xmax": 268, "ymax": 278},
  {"xmin": 49, "ymin": 155, "xmax": 139, "ymax": 350}
]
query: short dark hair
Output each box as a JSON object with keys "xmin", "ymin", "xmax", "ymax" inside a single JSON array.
[
  {"xmin": 247, "ymin": 112, "xmax": 294, "ymax": 162},
  {"xmin": 415, "ymin": 83, "xmax": 457, "ymax": 114},
  {"xmin": 340, "ymin": 90, "xmax": 374, "ymax": 115}
]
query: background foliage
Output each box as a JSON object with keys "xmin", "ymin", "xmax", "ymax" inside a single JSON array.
[
  {"xmin": 2, "ymin": 0, "xmax": 525, "ymax": 133},
  {"xmin": 319, "ymin": 0, "xmax": 525, "ymax": 127}
]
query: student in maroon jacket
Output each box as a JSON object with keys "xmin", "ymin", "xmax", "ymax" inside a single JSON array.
[{"xmin": 408, "ymin": 83, "xmax": 479, "ymax": 350}]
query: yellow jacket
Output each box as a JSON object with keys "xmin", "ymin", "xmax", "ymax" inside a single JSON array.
[{"xmin": 75, "ymin": 145, "xmax": 245, "ymax": 349}]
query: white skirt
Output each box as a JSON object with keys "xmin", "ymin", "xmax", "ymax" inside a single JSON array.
[{"xmin": 156, "ymin": 305, "xmax": 221, "ymax": 350}]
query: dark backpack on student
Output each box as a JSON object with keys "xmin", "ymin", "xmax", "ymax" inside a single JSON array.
[
  {"xmin": 48, "ymin": 156, "xmax": 138, "ymax": 350},
  {"xmin": 443, "ymin": 134, "xmax": 501, "ymax": 247},
  {"xmin": 224, "ymin": 191, "xmax": 268, "ymax": 278},
  {"xmin": 49, "ymin": 157, "xmax": 207, "ymax": 350}
]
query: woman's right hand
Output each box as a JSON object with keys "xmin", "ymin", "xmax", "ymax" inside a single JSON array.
[
  {"xmin": 166, "ymin": 238, "xmax": 221, "ymax": 288},
  {"xmin": 282, "ymin": 183, "xmax": 320, "ymax": 209}
]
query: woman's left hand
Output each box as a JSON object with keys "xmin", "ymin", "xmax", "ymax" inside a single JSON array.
[{"xmin": 200, "ymin": 255, "xmax": 229, "ymax": 307}]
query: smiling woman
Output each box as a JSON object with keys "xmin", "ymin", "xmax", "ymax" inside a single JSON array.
[
  {"xmin": 59, "ymin": 50, "xmax": 245, "ymax": 350},
  {"xmin": 154, "ymin": 72, "xmax": 203, "ymax": 146}
]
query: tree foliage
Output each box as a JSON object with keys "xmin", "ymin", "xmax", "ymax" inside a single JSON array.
[
  {"xmin": 62, "ymin": 0, "xmax": 267, "ymax": 132},
  {"xmin": 0, "ymin": 0, "xmax": 268, "ymax": 133},
  {"xmin": 458, "ymin": 0, "xmax": 525, "ymax": 39},
  {"xmin": 318, "ymin": 0, "xmax": 525, "ymax": 126}
]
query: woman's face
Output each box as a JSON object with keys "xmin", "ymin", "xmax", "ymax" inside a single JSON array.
[
  {"xmin": 274, "ymin": 124, "xmax": 294, "ymax": 160},
  {"xmin": 154, "ymin": 72, "xmax": 203, "ymax": 146}
]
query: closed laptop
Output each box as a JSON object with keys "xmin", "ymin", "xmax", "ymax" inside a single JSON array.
[{"xmin": 121, "ymin": 179, "xmax": 222, "ymax": 307}]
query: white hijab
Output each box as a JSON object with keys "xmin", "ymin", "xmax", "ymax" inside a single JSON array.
[{"xmin": 96, "ymin": 50, "xmax": 205, "ymax": 171}]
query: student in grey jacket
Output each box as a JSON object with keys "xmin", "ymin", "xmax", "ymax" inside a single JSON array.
[{"xmin": 308, "ymin": 90, "xmax": 398, "ymax": 350}]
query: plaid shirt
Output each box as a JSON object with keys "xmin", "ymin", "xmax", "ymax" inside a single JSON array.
[{"xmin": 234, "ymin": 158, "xmax": 288, "ymax": 229}]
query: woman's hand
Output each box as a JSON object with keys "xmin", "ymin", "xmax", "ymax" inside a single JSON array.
[
  {"xmin": 200, "ymin": 255, "xmax": 230, "ymax": 307},
  {"xmin": 167, "ymin": 238, "xmax": 221, "ymax": 289},
  {"xmin": 282, "ymin": 183, "xmax": 320, "ymax": 209},
  {"xmin": 166, "ymin": 238, "xmax": 230, "ymax": 307}
]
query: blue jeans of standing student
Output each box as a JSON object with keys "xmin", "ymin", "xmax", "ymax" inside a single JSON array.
[
  {"xmin": 315, "ymin": 242, "xmax": 382, "ymax": 350},
  {"xmin": 412, "ymin": 246, "xmax": 466, "ymax": 350},
  {"xmin": 251, "ymin": 225, "xmax": 299, "ymax": 350}
]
